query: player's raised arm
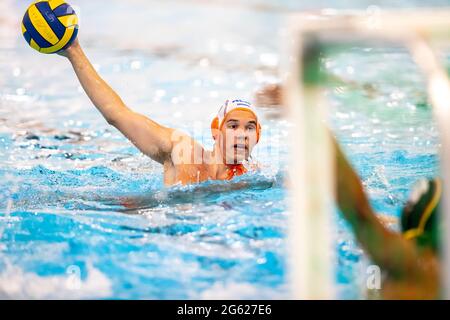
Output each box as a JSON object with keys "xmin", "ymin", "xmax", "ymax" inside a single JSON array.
[
  {"xmin": 60, "ymin": 40, "xmax": 175, "ymax": 164},
  {"xmin": 333, "ymin": 138, "xmax": 422, "ymax": 276}
]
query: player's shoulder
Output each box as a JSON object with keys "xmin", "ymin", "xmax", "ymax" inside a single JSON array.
[{"xmin": 170, "ymin": 130, "xmax": 207, "ymax": 165}]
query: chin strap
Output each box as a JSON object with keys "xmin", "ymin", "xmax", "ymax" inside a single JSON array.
[{"xmin": 225, "ymin": 164, "xmax": 248, "ymax": 180}]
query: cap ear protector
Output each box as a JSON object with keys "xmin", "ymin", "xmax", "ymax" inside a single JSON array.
[
  {"xmin": 211, "ymin": 116, "xmax": 220, "ymax": 140},
  {"xmin": 210, "ymin": 115, "xmax": 261, "ymax": 143},
  {"xmin": 401, "ymin": 178, "xmax": 441, "ymax": 249}
]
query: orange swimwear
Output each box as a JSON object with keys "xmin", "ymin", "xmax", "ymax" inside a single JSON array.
[{"xmin": 225, "ymin": 164, "xmax": 247, "ymax": 180}]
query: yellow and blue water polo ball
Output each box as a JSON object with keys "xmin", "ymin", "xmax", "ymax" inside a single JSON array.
[{"xmin": 22, "ymin": 0, "xmax": 79, "ymax": 54}]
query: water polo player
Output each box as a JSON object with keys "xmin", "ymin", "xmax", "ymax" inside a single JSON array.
[
  {"xmin": 334, "ymin": 139, "xmax": 441, "ymax": 299},
  {"xmin": 58, "ymin": 40, "xmax": 261, "ymax": 185},
  {"xmin": 21, "ymin": 0, "xmax": 262, "ymax": 186},
  {"xmin": 253, "ymin": 69, "xmax": 442, "ymax": 298}
]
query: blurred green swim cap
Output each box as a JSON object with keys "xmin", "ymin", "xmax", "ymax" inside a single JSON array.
[{"xmin": 401, "ymin": 178, "xmax": 442, "ymax": 250}]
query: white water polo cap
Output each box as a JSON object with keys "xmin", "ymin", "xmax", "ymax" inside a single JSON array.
[{"xmin": 210, "ymin": 99, "xmax": 261, "ymax": 142}]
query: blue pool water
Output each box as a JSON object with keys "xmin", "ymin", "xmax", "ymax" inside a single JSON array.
[{"xmin": 0, "ymin": 0, "xmax": 447, "ymax": 299}]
